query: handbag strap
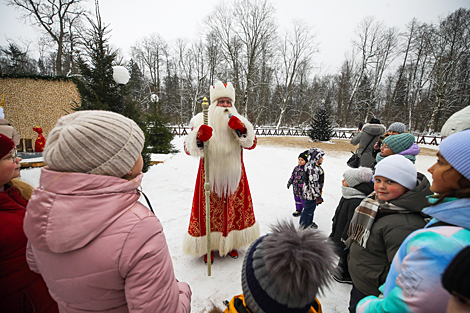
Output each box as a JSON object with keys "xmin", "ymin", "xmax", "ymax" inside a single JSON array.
[{"xmin": 358, "ymin": 135, "xmax": 377, "ymax": 156}]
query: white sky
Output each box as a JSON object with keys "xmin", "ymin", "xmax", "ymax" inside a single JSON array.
[{"xmin": 1, "ymin": 0, "xmax": 469, "ymax": 73}]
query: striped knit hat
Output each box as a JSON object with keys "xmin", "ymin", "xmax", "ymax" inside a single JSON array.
[
  {"xmin": 44, "ymin": 110, "xmax": 145, "ymax": 178},
  {"xmin": 439, "ymin": 129, "xmax": 470, "ymax": 181},
  {"xmin": 241, "ymin": 220, "xmax": 335, "ymax": 313}
]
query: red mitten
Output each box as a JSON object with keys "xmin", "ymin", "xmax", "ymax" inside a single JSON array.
[
  {"xmin": 197, "ymin": 125, "xmax": 212, "ymax": 142},
  {"xmin": 228, "ymin": 116, "xmax": 245, "ymax": 132}
]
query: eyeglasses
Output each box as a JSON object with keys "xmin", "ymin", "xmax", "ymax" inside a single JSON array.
[{"xmin": 1, "ymin": 148, "xmax": 18, "ymax": 163}]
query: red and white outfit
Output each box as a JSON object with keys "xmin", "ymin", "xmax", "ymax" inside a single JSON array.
[{"xmin": 183, "ymin": 82, "xmax": 259, "ymax": 257}]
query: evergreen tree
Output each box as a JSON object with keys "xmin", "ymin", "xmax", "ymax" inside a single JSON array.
[
  {"xmin": 73, "ymin": 3, "xmax": 156, "ymax": 171},
  {"xmin": 146, "ymin": 112, "xmax": 178, "ymax": 154},
  {"xmin": 309, "ymin": 107, "xmax": 334, "ymax": 141}
]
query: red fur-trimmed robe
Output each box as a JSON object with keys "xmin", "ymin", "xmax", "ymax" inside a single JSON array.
[{"xmin": 183, "ymin": 112, "xmax": 259, "ymax": 257}]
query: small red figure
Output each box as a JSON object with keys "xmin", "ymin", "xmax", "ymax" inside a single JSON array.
[{"xmin": 32, "ymin": 126, "xmax": 46, "ymax": 152}]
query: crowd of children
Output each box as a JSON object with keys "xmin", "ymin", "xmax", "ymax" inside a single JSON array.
[{"xmin": 2, "ymin": 107, "xmax": 470, "ymax": 313}]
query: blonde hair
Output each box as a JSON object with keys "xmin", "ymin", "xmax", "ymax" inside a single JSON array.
[{"xmin": 6, "ymin": 179, "xmax": 35, "ymax": 201}]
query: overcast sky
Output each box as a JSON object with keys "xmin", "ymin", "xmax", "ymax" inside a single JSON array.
[{"xmin": 1, "ymin": 0, "xmax": 469, "ymax": 73}]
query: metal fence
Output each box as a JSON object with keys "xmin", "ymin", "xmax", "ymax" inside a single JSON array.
[{"xmin": 170, "ymin": 126, "xmax": 442, "ymax": 146}]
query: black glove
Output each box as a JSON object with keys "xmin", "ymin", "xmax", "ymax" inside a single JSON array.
[{"xmin": 287, "ymin": 182, "xmax": 291, "ymax": 189}]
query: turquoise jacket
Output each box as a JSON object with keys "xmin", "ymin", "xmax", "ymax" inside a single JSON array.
[{"xmin": 356, "ymin": 198, "xmax": 470, "ymax": 313}]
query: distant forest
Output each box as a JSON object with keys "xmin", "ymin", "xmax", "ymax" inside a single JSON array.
[{"xmin": 2, "ymin": 0, "xmax": 469, "ymax": 133}]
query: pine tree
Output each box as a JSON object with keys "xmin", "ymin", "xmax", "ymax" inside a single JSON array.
[
  {"xmin": 146, "ymin": 112, "xmax": 178, "ymax": 154},
  {"xmin": 309, "ymin": 107, "xmax": 334, "ymax": 141}
]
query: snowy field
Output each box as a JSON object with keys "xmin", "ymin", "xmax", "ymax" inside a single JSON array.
[{"xmin": 19, "ymin": 137, "xmax": 437, "ymax": 313}]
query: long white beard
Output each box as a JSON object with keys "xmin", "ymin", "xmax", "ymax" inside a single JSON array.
[{"xmin": 207, "ymin": 104, "xmax": 242, "ymax": 197}]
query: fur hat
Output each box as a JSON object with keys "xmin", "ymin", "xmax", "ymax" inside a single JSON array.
[
  {"xmin": 242, "ymin": 220, "xmax": 335, "ymax": 313},
  {"xmin": 387, "ymin": 122, "xmax": 406, "ymax": 134},
  {"xmin": 299, "ymin": 150, "xmax": 308, "ymax": 163},
  {"xmin": 210, "ymin": 81, "xmax": 235, "ymax": 105},
  {"xmin": 44, "ymin": 110, "xmax": 145, "ymax": 178},
  {"xmin": 0, "ymin": 134, "xmax": 15, "ymax": 159},
  {"xmin": 442, "ymin": 246, "xmax": 470, "ymax": 300},
  {"xmin": 441, "ymin": 105, "xmax": 470, "ymax": 137},
  {"xmin": 374, "ymin": 154, "xmax": 417, "ymax": 190},
  {"xmin": 369, "ymin": 118, "xmax": 381, "ymax": 124},
  {"xmin": 343, "ymin": 167, "xmax": 373, "ymax": 188},
  {"xmin": 439, "ymin": 129, "xmax": 470, "ymax": 181},
  {"xmin": 383, "ymin": 133, "xmax": 415, "ymax": 154}
]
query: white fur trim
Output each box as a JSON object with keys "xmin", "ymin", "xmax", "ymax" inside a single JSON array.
[
  {"xmin": 210, "ymin": 81, "xmax": 236, "ymax": 104},
  {"xmin": 184, "ymin": 113, "xmax": 205, "ymax": 158},
  {"xmin": 183, "ymin": 221, "xmax": 260, "ymax": 257},
  {"xmin": 237, "ymin": 116, "xmax": 256, "ymax": 148}
]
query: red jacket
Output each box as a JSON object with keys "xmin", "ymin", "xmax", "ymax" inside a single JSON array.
[{"xmin": 0, "ymin": 185, "xmax": 58, "ymax": 313}]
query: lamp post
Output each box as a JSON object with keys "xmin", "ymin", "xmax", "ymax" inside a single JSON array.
[{"xmin": 112, "ymin": 66, "xmax": 130, "ymax": 114}]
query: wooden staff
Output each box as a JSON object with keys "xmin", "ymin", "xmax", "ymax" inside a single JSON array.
[{"xmin": 202, "ymin": 97, "xmax": 211, "ymax": 276}]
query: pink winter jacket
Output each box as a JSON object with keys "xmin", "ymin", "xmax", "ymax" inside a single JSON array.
[{"xmin": 23, "ymin": 168, "xmax": 192, "ymax": 313}]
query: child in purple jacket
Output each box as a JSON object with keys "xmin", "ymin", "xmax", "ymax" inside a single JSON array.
[{"xmin": 288, "ymin": 150, "xmax": 308, "ymax": 217}]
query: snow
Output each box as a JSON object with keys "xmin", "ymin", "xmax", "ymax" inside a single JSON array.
[{"xmin": 19, "ymin": 136, "xmax": 437, "ymax": 313}]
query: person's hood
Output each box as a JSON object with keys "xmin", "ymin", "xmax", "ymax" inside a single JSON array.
[
  {"xmin": 387, "ymin": 172, "xmax": 433, "ymax": 214},
  {"xmin": 361, "ymin": 123, "xmax": 386, "ymax": 136},
  {"xmin": 398, "ymin": 142, "xmax": 420, "ymax": 156},
  {"xmin": 424, "ymin": 198, "xmax": 470, "ymax": 230},
  {"xmin": 353, "ymin": 181, "xmax": 375, "ymax": 196},
  {"xmin": 24, "ymin": 167, "xmax": 143, "ymax": 254},
  {"xmin": 306, "ymin": 147, "xmax": 325, "ymax": 164}
]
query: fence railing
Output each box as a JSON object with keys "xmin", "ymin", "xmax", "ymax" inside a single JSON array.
[{"xmin": 170, "ymin": 126, "xmax": 442, "ymax": 146}]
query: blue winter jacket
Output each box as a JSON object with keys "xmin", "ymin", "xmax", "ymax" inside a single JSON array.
[{"xmin": 356, "ymin": 197, "xmax": 470, "ymax": 313}]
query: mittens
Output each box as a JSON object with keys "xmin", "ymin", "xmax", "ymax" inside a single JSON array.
[
  {"xmin": 287, "ymin": 182, "xmax": 291, "ymax": 189},
  {"xmin": 228, "ymin": 116, "xmax": 245, "ymax": 132},
  {"xmin": 197, "ymin": 125, "xmax": 212, "ymax": 142},
  {"xmin": 316, "ymin": 197, "xmax": 324, "ymax": 205}
]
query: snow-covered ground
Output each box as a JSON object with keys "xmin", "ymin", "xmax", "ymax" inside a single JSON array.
[{"xmin": 19, "ymin": 137, "xmax": 437, "ymax": 313}]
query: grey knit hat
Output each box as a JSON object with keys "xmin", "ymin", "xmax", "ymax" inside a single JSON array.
[
  {"xmin": 44, "ymin": 110, "xmax": 145, "ymax": 177},
  {"xmin": 343, "ymin": 167, "xmax": 373, "ymax": 187},
  {"xmin": 241, "ymin": 220, "xmax": 335, "ymax": 313},
  {"xmin": 387, "ymin": 122, "xmax": 406, "ymax": 134}
]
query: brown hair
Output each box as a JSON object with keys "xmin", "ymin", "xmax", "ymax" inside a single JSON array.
[{"xmin": 434, "ymin": 172, "xmax": 470, "ymax": 204}]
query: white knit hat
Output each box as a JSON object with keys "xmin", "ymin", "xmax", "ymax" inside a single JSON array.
[
  {"xmin": 343, "ymin": 167, "xmax": 373, "ymax": 187},
  {"xmin": 374, "ymin": 154, "xmax": 417, "ymax": 190},
  {"xmin": 210, "ymin": 81, "xmax": 236, "ymax": 105},
  {"xmin": 44, "ymin": 110, "xmax": 145, "ymax": 177}
]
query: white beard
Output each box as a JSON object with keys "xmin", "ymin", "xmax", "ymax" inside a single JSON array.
[{"xmin": 207, "ymin": 103, "xmax": 242, "ymax": 197}]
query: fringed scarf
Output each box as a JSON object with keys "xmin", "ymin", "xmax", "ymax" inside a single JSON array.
[{"xmin": 347, "ymin": 192, "xmax": 408, "ymax": 248}]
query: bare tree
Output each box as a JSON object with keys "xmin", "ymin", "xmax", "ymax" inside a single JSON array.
[
  {"xmin": 8, "ymin": 0, "xmax": 86, "ymax": 75},
  {"xmin": 274, "ymin": 20, "xmax": 317, "ymax": 128},
  {"xmin": 205, "ymin": 0, "xmax": 277, "ymax": 116},
  {"xmin": 131, "ymin": 33, "xmax": 168, "ymax": 97},
  {"xmin": 426, "ymin": 8, "xmax": 470, "ymax": 132}
]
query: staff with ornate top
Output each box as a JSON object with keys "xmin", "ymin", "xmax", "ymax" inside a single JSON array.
[{"xmin": 201, "ymin": 96, "xmax": 211, "ymax": 276}]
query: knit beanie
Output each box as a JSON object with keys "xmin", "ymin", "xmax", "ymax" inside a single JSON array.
[
  {"xmin": 374, "ymin": 154, "xmax": 417, "ymax": 190},
  {"xmin": 439, "ymin": 129, "xmax": 470, "ymax": 181},
  {"xmin": 387, "ymin": 122, "xmax": 406, "ymax": 134},
  {"xmin": 242, "ymin": 220, "xmax": 335, "ymax": 313},
  {"xmin": 0, "ymin": 134, "xmax": 15, "ymax": 159},
  {"xmin": 343, "ymin": 167, "xmax": 373, "ymax": 188},
  {"xmin": 383, "ymin": 133, "xmax": 415, "ymax": 154},
  {"xmin": 299, "ymin": 150, "xmax": 308, "ymax": 163},
  {"xmin": 44, "ymin": 110, "xmax": 145, "ymax": 178},
  {"xmin": 442, "ymin": 246, "xmax": 470, "ymax": 299}
]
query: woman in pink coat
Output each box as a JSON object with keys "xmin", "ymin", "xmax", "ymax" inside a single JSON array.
[{"xmin": 23, "ymin": 111, "xmax": 192, "ymax": 313}]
